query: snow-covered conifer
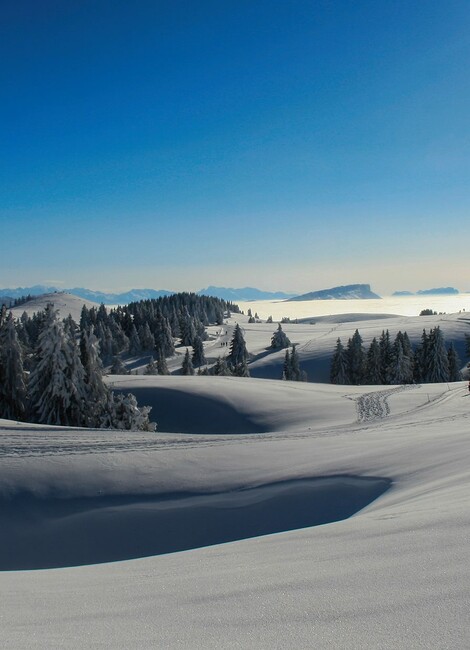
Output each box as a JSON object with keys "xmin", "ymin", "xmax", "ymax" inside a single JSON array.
[
  {"xmin": 228, "ymin": 324, "xmax": 249, "ymax": 370},
  {"xmin": 28, "ymin": 306, "xmax": 88, "ymax": 426},
  {"xmin": 144, "ymin": 356, "xmax": 158, "ymax": 375},
  {"xmin": 426, "ymin": 327, "xmax": 450, "ymax": 383},
  {"xmin": 330, "ymin": 338, "xmax": 350, "ymax": 384},
  {"xmin": 347, "ymin": 330, "xmax": 365, "ymax": 385},
  {"xmin": 270, "ymin": 323, "xmax": 291, "ymax": 350},
  {"xmin": 447, "ymin": 343, "xmax": 462, "ymax": 382},
  {"xmin": 0, "ymin": 313, "xmax": 27, "ymax": 420},
  {"xmin": 191, "ymin": 335, "xmax": 206, "ymax": 367},
  {"xmin": 181, "ymin": 349, "xmax": 195, "ymax": 375},
  {"xmin": 364, "ymin": 337, "xmax": 382, "ymax": 384}
]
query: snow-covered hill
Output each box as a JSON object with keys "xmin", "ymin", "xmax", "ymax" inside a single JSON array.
[
  {"xmin": 0, "ymin": 376, "xmax": 469, "ymax": 648},
  {"xmin": 10, "ymin": 292, "xmax": 100, "ymax": 322}
]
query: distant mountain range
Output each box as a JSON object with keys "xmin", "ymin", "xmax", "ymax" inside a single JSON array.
[
  {"xmin": 392, "ymin": 287, "xmax": 459, "ymax": 296},
  {"xmin": 197, "ymin": 286, "xmax": 296, "ymax": 301},
  {"xmin": 0, "ymin": 284, "xmax": 294, "ymax": 305},
  {"xmin": 9, "ymin": 283, "xmax": 461, "ymax": 306},
  {"xmin": 287, "ymin": 284, "xmax": 381, "ymax": 301},
  {"xmin": 0, "ymin": 285, "xmax": 174, "ymax": 305}
]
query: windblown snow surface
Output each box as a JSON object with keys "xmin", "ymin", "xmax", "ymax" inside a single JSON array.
[{"xmin": 1, "ymin": 376, "xmax": 469, "ymax": 648}]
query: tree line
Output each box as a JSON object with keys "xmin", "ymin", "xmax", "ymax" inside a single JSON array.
[{"xmin": 330, "ymin": 327, "xmax": 462, "ymax": 385}]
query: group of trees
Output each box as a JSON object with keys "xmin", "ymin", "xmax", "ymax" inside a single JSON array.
[
  {"xmin": 75, "ymin": 293, "xmax": 237, "ymax": 374},
  {"xmin": 330, "ymin": 327, "xmax": 462, "ymax": 385},
  {"xmin": 0, "ymin": 305, "xmax": 154, "ymax": 429}
]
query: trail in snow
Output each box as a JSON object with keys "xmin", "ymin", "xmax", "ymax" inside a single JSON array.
[{"xmin": 355, "ymin": 384, "xmax": 420, "ymax": 422}]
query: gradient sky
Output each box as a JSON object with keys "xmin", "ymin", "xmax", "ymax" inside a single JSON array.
[{"xmin": 1, "ymin": 0, "xmax": 469, "ymax": 295}]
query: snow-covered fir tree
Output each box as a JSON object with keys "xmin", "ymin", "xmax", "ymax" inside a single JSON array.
[
  {"xmin": 283, "ymin": 345, "xmax": 307, "ymax": 381},
  {"xmin": 110, "ymin": 356, "xmax": 129, "ymax": 375},
  {"xmin": 128, "ymin": 324, "xmax": 141, "ymax": 355},
  {"xmin": 270, "ymin": 323, "xmax": 291, "ymax": 349},
  {"xmin": 364, "ymin": 337, "xmax": 382, "ymax": 384},
  {"xmin": 330, "ymin": 338, "xmax": 350, "ymax": 384},
  {"xmin": 447, "ymin": 342, "xmax": 462, "ymax": 382},
  {"xmin": 156, "ymin": 350, "xmax": 170, "ymax": 375},
  {"xmin": 213, "ymin": 356, "xmax": 231, "ymax": 376},
  {"xmin": 181, "ymin": 348, "xmax": 195, "ymax": 375},
  {"xmin": 347, "ymin": 330, "xmax": 365, "ymax": 385},
  {"xmin": 227, "ymin": 324, "xmax": 250, "ymax": 376},
  {"xmin": 80, "ymin": 325, "xmax": 108, "ymax": 426},
  {"xmin": 144, "ymin": 356, "xmax": 158, "ymax": 375},
  {"xmin": 101, "ymin": 392, "xmax": 155, "ymax": 431},
  {"xmin": 426, "ymin": 327, "xmax": 450, "ymax": 383},
  {"xmin": 387, "ymin": 340, "xmax": 414, "ymax": 384},
  {"xmin": 28, "ymin": 306, "xmax": 88, "ymax": 426},
  {"xmin": 0, "ymin": 313, "xmax": 27, "ymax": 420},
  {"xmin": 191, "ymin": 335, "xmax": 206, "ymax": 367}
]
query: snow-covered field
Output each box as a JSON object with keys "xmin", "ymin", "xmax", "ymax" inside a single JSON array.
[
  {"xmin": 3, "ymin": 291, "xmax": 469, "ymax": 648},
  {"xmin": 1, "ymin": 376, "xmax": 469, "ymax": 648}
]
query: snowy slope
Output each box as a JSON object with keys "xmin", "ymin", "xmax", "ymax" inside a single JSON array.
[
  {"xmin": 10, "ymin": 292, "xmax": 100, "ymax": 322},
  {"xmin": 224, "ymin": 312, "xmax": 470, "ymax": 382},
  {"xmin": 0, "ymin": 377, "xmax": 469, "ymax": 648}
]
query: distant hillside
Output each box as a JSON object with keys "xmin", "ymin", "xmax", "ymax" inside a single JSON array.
[
  {"xmin": 68, "ymin": 287, "xmax": 174, "ymax": 304},
  {"xmin": 0, "ymin": 286, "xmax": 174, "ymax": 305},
  {"xmin": 392, "ymin": 287, "xmax": 459, "ymax": 296},
  {"xmin": 417, "ymin": 287, "xmax": 459, "ymax": 296},
  {"xmin": 10, "ymin": 292, "xmax": 100, "ymax": 322},
  {"xmin": 0, "ymin": 296, "xmax": 15, "ymax": 307},
  {"xmin": 288, "ymin": 284, "xmax": 381, "ymax": 301},
  {"xmin": 197, "ymin": 286, "xmax": 296, "ymax": 301}
]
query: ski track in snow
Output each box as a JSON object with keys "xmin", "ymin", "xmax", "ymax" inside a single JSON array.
[{"xmin": 355, "ymin": 385, "xmax": 419, "ymax": 422}]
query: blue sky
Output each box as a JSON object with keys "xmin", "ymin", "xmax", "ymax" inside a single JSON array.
[{"xmin": 1, "ymin": 0, "xmax": 469, "ymax": 294}]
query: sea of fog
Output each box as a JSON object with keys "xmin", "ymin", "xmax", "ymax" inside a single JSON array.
[{"xmin": 238, "ymin": 294, "xmax": 470, "ymax": 321}]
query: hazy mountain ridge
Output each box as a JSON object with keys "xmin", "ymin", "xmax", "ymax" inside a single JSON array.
[
  {"xmin": 288, "ymin": 284, "xmax": 381, "ymax": 301},
  {"xmin": 392, "ymin": 287, "xmax": 459, "ymax": 296},
  {"xmin": 197, "ymin": 286, "xmax": 295, "ymax": 301},
  {"xmin": 0, "ymin": 286, "xmax": 174, "ymax": 305},
  {"xmin": 1, "ymin": 285, "xmax": 295, "ymax": 305}
]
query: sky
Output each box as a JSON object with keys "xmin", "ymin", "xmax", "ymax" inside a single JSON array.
[{"xmin": 1, "ymin": 0, "xmax": 469, "ymax": 295}]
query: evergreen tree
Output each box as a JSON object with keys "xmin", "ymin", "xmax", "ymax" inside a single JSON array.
[
  {"xmin": 80, "ymin": 325, "xmax": 108, "ymax": 426},
  {"xmin": 128, "ymin": 324, "xmax": 141, "ymax": 355},
  {"xmin": 110, "ymin": 356, "xmax": 129, "ymax": 375},
  {"xmin": 447, "ymin": 342, "xmax": 462, "ymax": 382},
  {"xmin": 426, "ymin": 327, "xmax": 450, "ymax": 383},
  {"xmin": 191, "ymin": 335, "xmax": 206, "ymax": 367},
  {"xmin": 28, "ymin": 306, "xmax": 88, "ymax": 426},
  {"xmin": 364, "ymin": 337, "xmax": 382, "ymax": 384},
  {"xmin": 283, "ymin": 345, "xmax": 306, "ymax": 381},
  {"xmin": 144, "ymin": 356, "xmax": 158, "ymax": 375},
  {"xmin": 270, "ymin": 323, "xmax": 291, "ymax": 349},
  {"xmin": 181, "ymin": 348, "xmax": 195, "ymax": 375},
  {"xmin": 379, "ymin": 330, "xmax": 393, "ymax": 384},
  {"xmin": 156, "ymin": 350, "xmax": 170, "ymax": 375},
  {"xmin": 101, "ymin": 392, "xmax": 155, "ymax": 431},
  {"xmin": 213, "ymin": 356, "xmax": 231, "ymax": 376},
  {"xmin": 330, "ymin": 338, "xmax": 350, "ymax": 384},
  {"xmin": 138, "ymin": 323, "xmax": 155, "ymax": 351},
  {"xmin": 0, "ymin": 313, "xmax": 27, "ymax": 420},
  {"xmin": 282, "ymin": 349, "xmax": 291, "ymax": 380},
  {"xmin": 179, "ymin": 309, "xmax": 196, "ymax": 347},
  {"xmin": 155, "ymin": 311, "xmax": 175, "ymax": 357},
  {"xmin": 387, "ymin": 340, "xmax": 413, "ymax": 384},
  {"xmin": 227, "ymin": 324, "xmax": 249, "ymax": 370},
  {"xmin": 413, "ymin": 329, "xmax": 429, "ymax": 383},
  {"xmin": 347, "ymin": 330, "xmax": 365, "ymax": 385}
]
